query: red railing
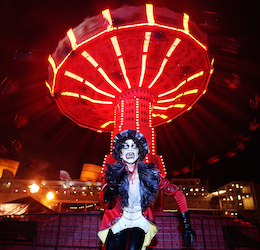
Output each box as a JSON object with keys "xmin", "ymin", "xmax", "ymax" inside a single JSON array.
[{"xmin": 1, "ymin": 212, "xmax": 259, "ymax": 249}]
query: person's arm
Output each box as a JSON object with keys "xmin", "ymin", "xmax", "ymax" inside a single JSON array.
[
  {"xmin": 158, "ymin": 176, "xmax": 187, "ymax": 212},
  {"xmin": 158, "ymin": 177, "xmax": 195, "ymax": 249}
]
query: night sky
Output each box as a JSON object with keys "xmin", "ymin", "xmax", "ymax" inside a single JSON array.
[{"xmin": 0, "ymin": 0, "xmax": 259, "ymax": 191}]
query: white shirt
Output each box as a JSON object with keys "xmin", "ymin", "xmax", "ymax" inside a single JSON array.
[{"xmin": 111, "ymin": 172, "xmax": 150, "ymax": 234}]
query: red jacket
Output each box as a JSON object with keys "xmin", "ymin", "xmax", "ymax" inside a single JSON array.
[{"xmin": 98, "ymin": 176, "xmax": 188, "ymax": 232}]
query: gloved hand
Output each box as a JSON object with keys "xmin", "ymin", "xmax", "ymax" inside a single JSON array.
[
  {"xmin": 104, "ymin": 163, "xmax": 126, "ymax": 190},
  {"xmin": 180, "ymin": 211, "xmax": 196, "ymax": 249}
]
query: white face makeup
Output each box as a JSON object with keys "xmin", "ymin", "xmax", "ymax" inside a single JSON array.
[{"xmin": 120, "ymin": 139, "xmax": 139, "ymax": 164}]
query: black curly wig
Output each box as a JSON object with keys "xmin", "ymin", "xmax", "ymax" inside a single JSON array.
[{"xmin": 112, "ymin": 130, "xmax": 149, "ymax": 161}]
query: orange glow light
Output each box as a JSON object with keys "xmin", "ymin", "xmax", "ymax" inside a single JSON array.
[{"xmin": 46, "ymin": 191, "xmax": 55, "ymax": 200}]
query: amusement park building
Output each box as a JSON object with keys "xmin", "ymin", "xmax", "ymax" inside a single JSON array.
[{"xmin": 0, "ymin": 160, "xmax": 259, "ymax": 219}]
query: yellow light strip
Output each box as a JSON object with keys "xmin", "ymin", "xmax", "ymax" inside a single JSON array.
[
  {"xmin": 146, "ymin": 4, "xmax": 155, "ymax": 25},
  {"xmin": 143, "ymin": 31, "xmax": 151, "ymax": 53},
  {"xmin": 64, "ymin": 71, "xmax": 84, "ymax": 82},
  {"xmin": 139, "ymin": 54, "xmax": 147, "ymax": 87},
  {"xmin": 183, "ymin": 13, "xmax": 189, "ymax": 33},
  {"xmin": 81, "ymin": 51, "xmax": 122, "ymax": 93},
  {"xmin": 110, "ymin": 36, "xmax": 122, "ymax": 56},
  {"xmin": 48, "ymin": 55, "xmax": 56, "ymax": 73},
  {"xmin": 148, "ymin": 38, "xmax": 181, "ymax": 89},
  {"xmin": 158, "ymin": 80, "xmax": 186, "ymax": 97},
  {"xmin": 111, "ymin": 36, "xmax": 131, "ymax": 89},
  {"xmin": 157, "ymin": 89, "xmax": 198, "ymax": 104},
  {"xmin": 136, "ymin": 98, "xmax": 140, "ymax": 131},
  {"xmin": 139, "ymin": 32, "xmax": 151, "ymax": 87},
  {"xmin": 166, "ymin": 38, "xmax": 181, "ymax": 57},
  {"xmin": 80, "ymin": 94, "xmax": 113, "ymax": 104},
  {"xmin": 84, "ymin": 80, "xmax": 115, "ymax": 98},
  {"xmin": 45, "ymin": 81, "xmax": 51, "ymax": 92},
  {"xmin": 81, "ymin": 51, "xmax": 99, "ymax": 67},
  {"xmin": 187, "ymin": 71, "xmax": 204, "ymax": 82},
  {"xmin": 183, "ymin": 89, "xmax": 199, "ymax": 95},
  {"xmin": 61, "ymin": 92, "xmax": 113, "ymax": 104},
  {"xmin": 158, "ymin": 71, "xmax": 204, "ymax": 97},
  {"xmin": 97, "ymin": 68, "xmax": 122, "ymax": 92},
  {"xmin": 148, "ymin": 58, "xmax": 168, "ymax": 89},
  {"xmin": 67, "ymin": 29, "xmax": 77, "ymax": 50},
  {"xmin": 100, "ymin": 120, "xmax": 115, "ymax": 128},
  {"xmin": 102, "ymin": 9, "xmax": 113, "ymax": 29},
  {"xmin": 119, "ymin": 100, "xmax": 124, "ymax": 131},
  {"xmin": 152, "ymin": 113, "xmax": 168, "ymax": 119},
  {"xmin": 154, "ymin": 104, "xmax": 186, "ymax": 110},
  {"xmin": 118, "ymin": 57, "xmax": 131, "ymax": 89},
  {"xmin": 61, "ymin": 92, "xmax": 80, "ymax": 98}
]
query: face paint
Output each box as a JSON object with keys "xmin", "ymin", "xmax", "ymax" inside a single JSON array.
[{"xmin": 120, "ymin": 139, "xmax": 139, "ymax": 164}]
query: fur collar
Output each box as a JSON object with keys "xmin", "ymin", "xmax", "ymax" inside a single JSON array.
[{"xmin": 112, "ymin": 160, "xmax": 160, "ymax": 210}]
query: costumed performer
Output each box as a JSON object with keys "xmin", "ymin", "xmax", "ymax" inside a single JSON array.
[{"xmin": 98, "ymin": 130, "xmax": 195, "ymax": 250}]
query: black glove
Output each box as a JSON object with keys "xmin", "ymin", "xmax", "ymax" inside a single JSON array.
[
  {"xmin": 104, "ymin": 163, "xmax": 126, "ymax": 189},
  {"xmin": 180, "ymin": 211, "xmax": 196, "ymax": 249},
  {"xmin": 103, "ymin": 163, "xmax": 126, "ymax": 203}
]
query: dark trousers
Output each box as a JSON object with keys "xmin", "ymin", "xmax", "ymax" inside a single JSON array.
[{"xmin": 104, "ymin": 227, "xmax": 145, "ymax": 250}]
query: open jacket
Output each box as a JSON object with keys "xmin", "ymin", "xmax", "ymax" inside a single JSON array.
[{"xmin": 97, "ymin": 160, "xmax": 188, "ymax": 248}]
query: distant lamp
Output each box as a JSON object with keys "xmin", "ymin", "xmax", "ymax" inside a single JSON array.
[
  {"xmin": 46, "ymin": 191, "xmax": 55, "ymax": 200},
  {"xmin": 29, "ymin": 183, "xmax": 40, "ymax": 193}
]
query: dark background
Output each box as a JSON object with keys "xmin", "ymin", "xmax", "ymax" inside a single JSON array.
[{"xmin": 0, "ymin": 0, "xmax": 259, "ymax": 191}]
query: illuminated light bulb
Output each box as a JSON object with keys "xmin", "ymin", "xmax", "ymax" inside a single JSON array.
[
  {"xmin": 29, "ymin": 184, "xmax": 40, "ymax": 193},
  {"xmin": 46, "ymin": 191, "xmax": 55, "ymax": 200}
]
